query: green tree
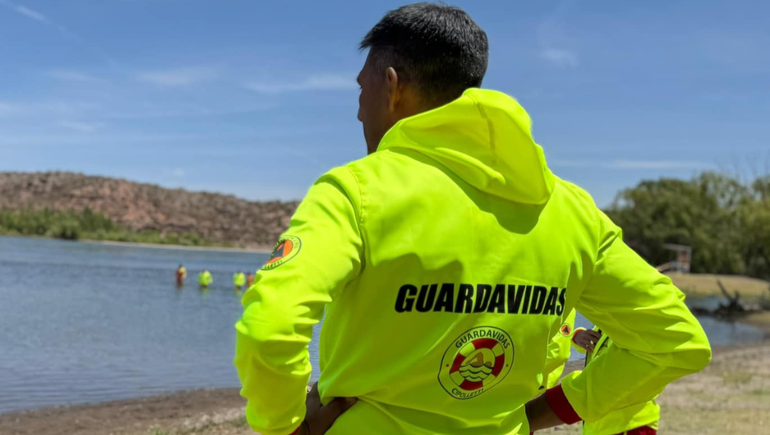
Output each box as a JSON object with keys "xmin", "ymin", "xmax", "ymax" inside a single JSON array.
[{"xmin": 606, "ymin": 171, "xmax": 768, "ymax": 277}]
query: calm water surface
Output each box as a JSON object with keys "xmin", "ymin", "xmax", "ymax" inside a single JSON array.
[
  {"xmin": 0, "ymin": 236, "xmax": 762, "ymax": 414},
  {"xmin": 0, "ymin": 236, "xmax": 320, "ymax": 414}
]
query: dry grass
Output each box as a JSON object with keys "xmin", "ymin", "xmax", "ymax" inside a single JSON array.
[{"xmin": 667, "ymin": 272, "xmax": 770, "ymax": 299}]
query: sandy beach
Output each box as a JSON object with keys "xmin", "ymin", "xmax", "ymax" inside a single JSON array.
[{"xmin": 1, "ymin": 340, "xmax": 767, "ymax": 435}]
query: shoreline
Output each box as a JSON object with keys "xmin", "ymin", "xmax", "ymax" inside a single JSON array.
[
  {"xmin": 82, "ymin": 239, "xmax": 273, "ymax": 254},
  {"xmin": 0, "ymin": 234, "xmax": 273, "ymax": 254},
  {"xmin": 1, "ymin": 341, "xmax": 767, "ymax": 435}
]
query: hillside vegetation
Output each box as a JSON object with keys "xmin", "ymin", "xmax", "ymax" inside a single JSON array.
[{"xmin": 0, "ymin": 172, "xmax": 299, "ymax": 248}]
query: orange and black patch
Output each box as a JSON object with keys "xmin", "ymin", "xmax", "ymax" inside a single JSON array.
[
  {"xmin": 263, "ymin": 235, "xmax": 301, "ymax": 270},
  {"xmin": 559, "ymin": 323, "xmax": 573, "ymax": 337}
]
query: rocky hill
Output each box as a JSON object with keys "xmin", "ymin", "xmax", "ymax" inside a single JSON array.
[{"xmin": 0, "ymin": 172, "xmax": 299, "ymax": 248}]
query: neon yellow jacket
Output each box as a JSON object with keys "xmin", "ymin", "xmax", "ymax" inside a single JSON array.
[
  {"xmin": 234, "ymin": 272, "xmax": 247, "ymax": 287},
  {"xmin": 234, "ymin": 89, "xmax": 711, "ymax": 435},
  {"xmin": 542, "ymin": 310, "xmax": 577, "ymax": 390},
  {"xmin": 573, "ymin": 329, "xmax": 660, "ymax": 435},
  {"xmin": 198, "ymin": 271, "xmax": 212, "ymax": 286}
]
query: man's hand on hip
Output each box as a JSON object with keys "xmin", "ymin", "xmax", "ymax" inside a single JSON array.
[
  {"xmin": 525, "ymin": 392, "xmax": 564, "ymax": 432},
  {"xmin": 573, "ymin": 329, "xmax": 602, "ymax": 352},
  {"xmin": 297, "ymin": 383, "xmax": 357, "ymax": 435}
]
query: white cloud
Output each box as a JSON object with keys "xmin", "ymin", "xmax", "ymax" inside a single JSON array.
[
  {"xmin": 0, "ymin": 0, "xmax": 47, "ymax": 22},
  {"xmin": 100, "ymin": 103, "xmax": 275, "ymax": 120},
  {"xmin": 0, "ymin": 133, "xmax": 199, "ymax": 147},
  {"xmin": 47, "ymin": 70, "xmax": 101, "ymax": 82},
  {"xmin": 136, "ymin": 67, "xmax": 218, "ymax": 87},
  {"xmin": 612, "ymin": 160, "xmax": 709, "ymax": 169},
  {"xmin": 0, "ymin": 102, "xmax": 22, "ymax": 117},
  {"xmin": 0, "ymin": 100, "xmax": 103, "ymax": 120},
  {"xmin": 245, "ymin": 74, "xmax": 357, "ymax": 94},
  {"xmin": 0, "ymin": 0, "xmax": 116, "ymax": 66},
  {"xmin": 58, "ymin": 121, "xmax": 102, "ymax": 133},
  {"xmin": 552, "ymin": 160, "xmax": 711, "ymax": 170},
  {"xmin": 15, "ymin": 5, "xmax": 46, "ymax": 22},
  {"xmin": 540, "ymin": 48, "xmax": 579, "ymax": 68}
]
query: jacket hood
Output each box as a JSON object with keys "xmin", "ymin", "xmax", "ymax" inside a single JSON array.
[{"xmin": 378, "ymin": 88, "xmax": 555, "ymax": 204}]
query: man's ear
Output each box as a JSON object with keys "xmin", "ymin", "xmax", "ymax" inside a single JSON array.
[{"xmin": 385, "ymin": 67, "xmax": 401, "ymax": 114}]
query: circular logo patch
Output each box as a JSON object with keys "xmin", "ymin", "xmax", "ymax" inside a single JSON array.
[
  {"xmin": 438, "ymin": 326, "xmax": 514, "ymax": 400},
  {"xmin": 263, "ymin": 235, "xmax": 301, "ymax": 270},
  {"xmin": 559, "ymin": 323, "xmax": 573, "ymax": 337}
]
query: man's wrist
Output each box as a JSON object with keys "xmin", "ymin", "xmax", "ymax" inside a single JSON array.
[
  {"xmin": 544, "ymin": 385, "xmax": 582, "ymax": 425},
  {"xmin": 288, "ymin": 421, "xmax": 309, "ymax": 435},
  {"xmin": 571, "ymin": 329, "xmax": 584, "ymax": 344},
  {"xmin": 525, "ymin": 393, "xmax": 562, "ymax": 432}
]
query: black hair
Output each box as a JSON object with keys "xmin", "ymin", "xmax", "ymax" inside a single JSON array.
[{"xmin": 360, "ymin": 2, "xmax": 488, "ymax": 106}]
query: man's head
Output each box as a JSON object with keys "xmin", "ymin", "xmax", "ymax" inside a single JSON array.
[{"xmin": 357, "ymin": 2, "xmax": 488, "ymax": 154}]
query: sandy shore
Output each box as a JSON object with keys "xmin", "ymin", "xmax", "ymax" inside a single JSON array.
[{"xmin": 1, "ymin": 341, "xmax": 767, "ymax": 435}]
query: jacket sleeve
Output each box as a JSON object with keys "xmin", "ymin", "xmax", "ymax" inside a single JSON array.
[
  {"xmin": 541, "ymin": 310, "xmax": 578, "ymax": 389},
  {"xmin": 554, "ymin": 210, "xmax": 711, "ymax": 423},
  {"xmin": 542, "ymin": 310, "xmax": 577, "ymax": 378},
  {"xmin": 233, "ymin": 168, "xmax": 364, "ymax": 435}
]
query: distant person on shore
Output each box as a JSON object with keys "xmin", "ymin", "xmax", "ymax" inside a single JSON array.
[
  {"xmin": 176, "ymin": 264, "xmax": 187, "ymax": 287},
  {"xmin": 198, "ymin": 270, "xmax": 213, "ymax": 289},
  {"xmin": 234, "ymin": 271, "xmax": 247, "ymax": 291},
  {"xmin": 234, "ymin": 4, "xmax": 710, "ymax": 435},
  {"xmin": 571, "ymin": 327, "xmax": 661, "ymax": 435},
  {"xmin": 246, "ymin": 272, "xmax": 254, "ymax": 289}
]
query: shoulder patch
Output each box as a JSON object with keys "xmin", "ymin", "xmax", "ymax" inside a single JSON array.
[
  {"xmin": 263, "ymin": 235, "xmax": 301, "ymax": 270},
  {"xmin": 559, "ymin": 323, "xmax": 573, "ymax": 337}
]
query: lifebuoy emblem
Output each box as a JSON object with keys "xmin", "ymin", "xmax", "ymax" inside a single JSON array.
[{"xmin": 438, "ymin": 326, "xmax": 514, "ymax": 400}]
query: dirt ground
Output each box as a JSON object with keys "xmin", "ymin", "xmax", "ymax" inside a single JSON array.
[
  {"xmin": 1, "ymin": 342, "xmax": 768, "ymax": 435},
  {"xmin": 0, "ymin": 389, "xmax": 247, "ymax": 435}
]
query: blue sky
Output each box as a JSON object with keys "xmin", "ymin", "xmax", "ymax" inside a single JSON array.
[{"xmin": 1, "ymin": 0, "xmax": 768, "ymax": 206}]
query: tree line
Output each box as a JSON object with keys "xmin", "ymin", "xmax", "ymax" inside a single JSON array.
[
  {"xmin": 0, "ymin": 208, "xmax": 210, "ymax": 247},
  {"xmin": 605, "ymin": 171, "xmax": 770, "ymax": 280}
]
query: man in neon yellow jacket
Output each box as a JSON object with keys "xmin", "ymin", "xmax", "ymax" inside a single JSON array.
[
  {"xmin": 233, "ymin": 271, "xmax": 247, "ymax": 291},
  {"xmin": 198, "ymin": 270, "xmax": 212, "ymax": 288},
  {"xmin": 571, "ymin": 327, "xmax": 660, "ymax": 435},
  {"xmin": 234, "ymin": 4, "xmax": 711, "ymax": 435}
]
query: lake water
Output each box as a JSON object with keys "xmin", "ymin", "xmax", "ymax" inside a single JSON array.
[{"xmin": 0, "ymin": 236, "xmax": 763, "ymax": 414}]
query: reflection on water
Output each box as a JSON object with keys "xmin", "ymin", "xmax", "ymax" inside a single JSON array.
[
  {"xmin": 686, "ymin": 296, "xmax": 765, "ymax": 345},
  {"xmin": 0, "ymin": 236, "xmax": 762, "ymax": 414}
]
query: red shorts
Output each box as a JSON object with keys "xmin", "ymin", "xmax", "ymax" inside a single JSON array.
[
  {"xmin": 532, "ymin": 425, "xmax": 656, "ymax": 435},
  {"xmin": 615, "ymin": 426, "xmax": 656, "ymax": 435}
]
